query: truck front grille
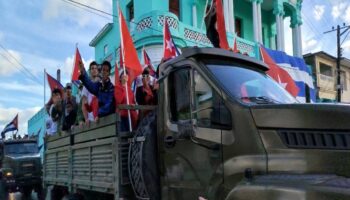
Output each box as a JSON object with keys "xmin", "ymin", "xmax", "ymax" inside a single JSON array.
[{"xmin": 278, "ymin": 130, "xmax": 350, "ymax": 150}]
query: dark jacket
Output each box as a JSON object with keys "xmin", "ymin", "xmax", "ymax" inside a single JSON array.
[
  {"xmin": 80, "ymin": 72, "xmax": 115, "ymax": 117},
  {"xmin": 61, "ymin": 96, "xmax": 77, "ymax": 131}
]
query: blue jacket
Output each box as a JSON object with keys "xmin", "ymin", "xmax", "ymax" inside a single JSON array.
[{"xmin": 80, "ymin": 72, "xmax": 115, "ymax": 117}]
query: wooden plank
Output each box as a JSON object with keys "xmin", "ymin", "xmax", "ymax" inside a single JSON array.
[
  {"xmin": 72, "ymin": 114, "xmax": 119, "ymax": 135},
  {"xmin": 46, "ymin": 136, "xmax": 70, "ymax": 150},
  {"xmin": 74, "ymin": 124, "xmax": 116, "ymax": 143}
]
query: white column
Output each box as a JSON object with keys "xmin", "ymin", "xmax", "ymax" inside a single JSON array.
[
  {"xmin": 228, "ymin": 0, "xmax": 235, "ymax": 34},
  {"xmin": 276, "ymin": 14, "xmax": 282, "ymax": 50},
  {"xmin": 292, "ymin": 26, "xmax": 298, "ymax": 56},
  {"xmin": 192, "ymin": 4, "xmax": 197, "ymax": 28},
  {"xmin": 253, "ymin": 1, "xmax": 259, "ymax": 42},
  {"xmin": 224, "ymin": 0, "xmax": 230, "ymax": 32},
  {"xmin": 280, "ymin": 15, "xmax": 285, "ymax": 51},
  {"xmin": 257, "ymin": 2, "xmax": 263, "ymax": 43},
  {"xmin": 297, "ymin": 25, "xmax": 303, "ymax": 57}
]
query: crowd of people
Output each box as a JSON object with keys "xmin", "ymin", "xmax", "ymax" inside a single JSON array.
[{"xmin": 45, "ymin": 60, "xmax": 159, "ymax": 136}]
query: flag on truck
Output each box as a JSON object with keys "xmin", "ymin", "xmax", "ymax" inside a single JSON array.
[
  {"xmin": 72, "ymin": 47, "xmax": 83, "ymax": 86},
  {"xmin": 142, "ymin": 48, "xmax": 156, "ymax": 76},
  {"xmin": 46, "ymin": 72, "xmax": 64, "ymax": 95},
  {"xmin": 119, "ymin": 8, "xmax": 143, "ymax": 86},
  {"xmin": 1, "ymin": 114, "xmax": 18, "ymax": 139},
  {"xmin": 204, "ymin": 0, "xmax": 229, "ymax": 49},
  {"xmin": 261, "ymin": 46, "xmax": 316, "ymax": 102},
  {"xmin": 163, "ymin": 19, "xmax": 180, "ymax": 60}
]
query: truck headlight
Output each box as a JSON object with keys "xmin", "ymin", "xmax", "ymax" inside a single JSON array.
[{"xmin": 5, "ymin": 172, "xmax": 12, "ymax": 177}]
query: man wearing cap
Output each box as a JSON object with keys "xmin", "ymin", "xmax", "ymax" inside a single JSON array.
[
  {"xmin": 79, "ymin": 60, "xmax": 115, "ymax": 119},
  {"xmin": 61, "ymin": 83, "xmax": 78, "ymax": 131}
]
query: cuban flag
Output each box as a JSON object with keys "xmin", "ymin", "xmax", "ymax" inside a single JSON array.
[
  {"xmin": 1, "ymin": 114, "xmax": 18, "ymax": 139},
  {"xmin": 163, "ymin": 19, "xmax": 180, "ymax": 60},
  {"xmin": 263, "ymin": 47, "xmax": 316, "ymax": 103}
]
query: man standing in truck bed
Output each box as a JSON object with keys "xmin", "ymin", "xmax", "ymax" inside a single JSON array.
[{"xmin": 79, "ymin": 60, "xmax": 115, "ymax": 120}]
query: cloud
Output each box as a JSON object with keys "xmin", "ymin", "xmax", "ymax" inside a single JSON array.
[
  {"xmin": 332, "ymin": 3, "xmax": 347, "ymax": 20},
  {"xmin": 0, "ymin": 49, "xmax": 22, "ymax": 76},
  {"xmin": 0, "ymin": 106, "xmax": 41, "ymax": 137},
  {"xmin": 43, "ymin": 0, "xmax": 112, "ymax": 27},
  {"xmin": 313, "ymin": 5, "xmax": 325, "ymax": 21},
  {"xmin": 60, "ymin": 54, "xmax": 93, "ymax": 83},
  {"xmin": 343, "ymin": 39, "xmax": 350, "ymax": 55},
  {"xmin": 344, "ymin": 6, "xmax": 350, "ymax": 24},
  {"xmin": 302, "ymin": 38, "xmax": 322, "ymax": 53}
]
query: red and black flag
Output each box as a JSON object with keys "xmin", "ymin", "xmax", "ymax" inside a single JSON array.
[{"xmin": 204, "ymin": 0, "xmax": 229, "ymax": 49}]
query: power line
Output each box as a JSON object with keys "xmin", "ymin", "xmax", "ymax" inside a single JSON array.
[
  {"xmin": 61, "ymin": 0, "xmax": 112, "ymax": 20},
  {"xmin": 60, "ymin": 0, "xmax": 209, "ymax": 47},
  {"xmin": 0, "ymin": 44, "xmax": 43, "ymax": 85}
]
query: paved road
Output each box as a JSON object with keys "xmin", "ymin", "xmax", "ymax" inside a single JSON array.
[{"xmin": 5, "ymin": 191, "xmax": 39, "ymax": 200}]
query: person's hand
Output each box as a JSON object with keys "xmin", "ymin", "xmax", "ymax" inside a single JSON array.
[
  {"xmin": 79, "ymin": 61, "xmax": 85, "ymax": 75},
  {"xmin": 85, "ymin": 119, "xmax": 90, "ymax": 126},
  {"xmin": 153, "ymin": 82, "xmax": 159, "ymax": 90},
  {"xmin": 121, "ymin": 74, "xmax": 128, "ymax": 85},
  {"xmin": 94, "ymin": 117, "xmax": 99, "ymax": 123}
]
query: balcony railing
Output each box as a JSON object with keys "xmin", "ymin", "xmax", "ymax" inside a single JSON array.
[{"xmin": 133, "ymin": 11, "xmax": 258, "ymax": 57}]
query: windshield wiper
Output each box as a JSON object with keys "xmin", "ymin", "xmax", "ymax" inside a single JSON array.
[{"xmin": 241, "ymin": 96, "xmax": 282, "ymax": 104}]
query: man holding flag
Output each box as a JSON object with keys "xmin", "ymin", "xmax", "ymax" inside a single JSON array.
[
  {"xmin": 117, "ymin": 7, "xmax": 143, "ymax": 132},
  {"xmin": 1, "ymin": 114, "xmax": 18, "ymax": 139}
]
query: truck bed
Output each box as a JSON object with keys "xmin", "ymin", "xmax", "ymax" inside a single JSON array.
[{"xmin": 44, "ymin": 114, "xmax": 131, "ymax": 195}]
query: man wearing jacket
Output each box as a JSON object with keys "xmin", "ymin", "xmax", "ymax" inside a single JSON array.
[{"xmin": 79, "ymin": 60, "xmax": 115, "ymax": 120}]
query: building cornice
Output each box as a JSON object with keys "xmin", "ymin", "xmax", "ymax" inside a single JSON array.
[{"xmin": 89, "ymin": 23, "xmax": 114, "ymax": 47}]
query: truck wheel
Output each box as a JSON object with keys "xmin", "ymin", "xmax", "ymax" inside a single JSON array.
[{"xmin": 129, "ymin": 111, "xmax": 160, "ymax": 200}]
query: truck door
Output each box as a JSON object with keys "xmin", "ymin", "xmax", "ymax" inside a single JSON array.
[{"xmin": 161, "ymin": 65, "xmax": 232, "ymax": 200}]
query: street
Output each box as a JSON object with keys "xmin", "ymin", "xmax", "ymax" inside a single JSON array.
[{"xmin": 4, "ymin": 192, "xmax": 39, "ymax": 200}]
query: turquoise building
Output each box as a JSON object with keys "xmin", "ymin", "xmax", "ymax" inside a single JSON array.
[
  {"xmin": 89, "ymin": 0, "xmax": 303, "ymax": 69},
  {"xmin": 27, "ymin": 107, "xmax": 47, "ymax": 157}
]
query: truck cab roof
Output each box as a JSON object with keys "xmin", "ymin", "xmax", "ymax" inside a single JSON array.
[{"xmin": 161, "ymin": 47, "xmax": 268, "ymax": 72}]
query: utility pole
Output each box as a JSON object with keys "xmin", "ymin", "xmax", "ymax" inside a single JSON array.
[{"xmin": 324, "ymin": 24, "xmax": 350, "ymax": 102}]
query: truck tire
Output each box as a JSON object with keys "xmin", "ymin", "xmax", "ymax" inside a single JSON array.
[{"xmin": 129, "ymin": 111, "xmax": 160, "ymax": 200}]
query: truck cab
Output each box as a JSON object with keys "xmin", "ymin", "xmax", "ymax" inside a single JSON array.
[
  {"xmin": 154, "ymin": 47, "xmax": 350, "ymax": 199},
  {"xmin": 0, "ymin": 139, "xmax": 42, "ymax": 196}
]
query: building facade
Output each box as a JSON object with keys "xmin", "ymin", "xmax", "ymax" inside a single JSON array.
[
  {"xmin": 304, "ymin": 51, "xmax": 350, "ymax": 103},
  {"xmin": 90, "ymin": 0, "xmax": 304, "ymax": 70},
  {"xmin": 27, "ymin": 107, "xmax": 47, "ymax": 157}
]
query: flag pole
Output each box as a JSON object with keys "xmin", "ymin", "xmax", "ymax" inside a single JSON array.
[{"xmin": 118, "ymin": 6, "xmax": 133, "ymax": 132}]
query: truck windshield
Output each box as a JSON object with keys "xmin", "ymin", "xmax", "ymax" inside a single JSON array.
[
  {"xmin": 207, "ymin": 65, "xmax": 298, "ymax": 104},
  {"xmin": 4, "ymin": 142, "xmax": 39, "ymax": 154}
]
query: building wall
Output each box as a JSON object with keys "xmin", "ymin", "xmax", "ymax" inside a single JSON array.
[
  {"xmin": 27, "ymin": 107, "xmax": 47, "ymax": 159},
  {"xmin": 305, "ymin": 54, "xmax": 350, "ymax": 103}
]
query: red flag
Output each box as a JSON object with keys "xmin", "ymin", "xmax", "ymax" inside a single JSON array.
[
  {"xmin": 143, "ymin": 48, "xmax": 156, "ymax": 76},
  {"xmin": 72, "ymin": 47, "xmax": 82, "ymax": 81},
  {"xmin": 215, "ymin": 0, "xmax": 229, "ymax": 49},
  {"xmin": 260, "ymin": 46, "xmax": 299, "ymax": 97},
  {"xmin": 232, "ymin": 37, "xmax": 239, "ymax": 53},
  {"xmin": 118, "ymin": 8, "xmax": 142, "ymax": 86},
  {"xmin": 163, "ymin": 20, "xmax": 178, "ymax": 60},
  {"xmin": 46, "ymin": 72, "xmax": 64, "ymax": 95}
]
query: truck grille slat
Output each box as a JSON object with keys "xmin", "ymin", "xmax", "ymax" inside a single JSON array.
[{"xmin": 278, "ymin": 130, "xmax": 350, "ymax": 150}]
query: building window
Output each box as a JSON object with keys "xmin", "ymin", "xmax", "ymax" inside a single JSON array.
[
  {"xmin": 235, "ymin": 18, "xmax": 242, "ymax": 37},
  {"xmin": 104, "ymin": 44, "xmax": 108, "ymax": 56},
  {"xmin": 319, "ymin": 63, "xmax": 333, "ymax": 77},
  {"xmin": 169, "ymin": 0, "xmax": 180, "ymax": 18},
  {"xmin": 127, "ymin": 1, "xmax": 134, "ymax": 22}
]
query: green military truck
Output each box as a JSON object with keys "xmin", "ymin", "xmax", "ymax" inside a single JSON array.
[
  {"xmin": 44, "ymin": 47, "xmax": 350, "ymax": 200},
  {"xmin": 0, "ymin": 138, "xmax": 42, "ymax": 197}
]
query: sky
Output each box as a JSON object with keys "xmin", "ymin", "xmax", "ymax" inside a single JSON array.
[{"xmin": 0, "ymin": 0, "xmax": 350, "ymax": 137}]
